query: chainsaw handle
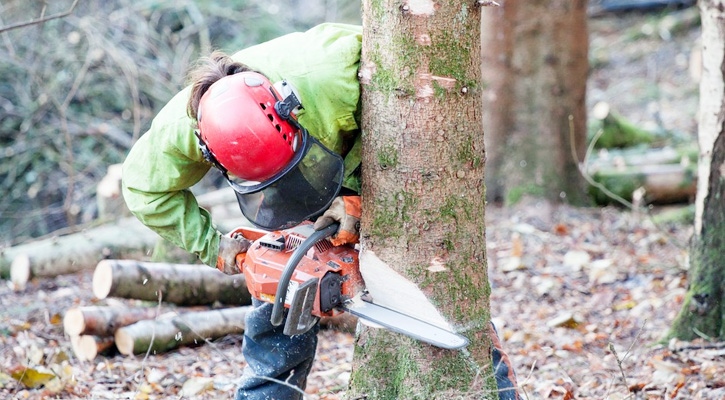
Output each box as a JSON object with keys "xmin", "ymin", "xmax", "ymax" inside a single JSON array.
[{"xmin": 270, "ymin": 223, "xmax": 340, "ymax": 327}]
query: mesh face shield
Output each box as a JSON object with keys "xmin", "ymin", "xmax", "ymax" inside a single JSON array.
[{"xmin": 228, "ymin": 132, "xmax": 344, "ymax": 230}]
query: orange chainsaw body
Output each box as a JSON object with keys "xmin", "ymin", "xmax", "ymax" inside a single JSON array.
[{"xmin": 232, "ymin": 223, "xmax": 364, "ymax": 318}]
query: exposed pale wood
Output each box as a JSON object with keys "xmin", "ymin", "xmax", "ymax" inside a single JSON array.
[
  {"xmin": 64, "ymin": 306, "xmax": 160, "ymax": 337},
  {"xmin": 5, "ymin": 218, "xmax": 158, "ymax": 289},
  {"xmin": 96, "ymin": 164, "xmax": 128, "ymax": 220},
  {"xmin": 359, "ymin": 249, "xmax": 449, "ymax": 331},
  {"xmin": 93, "ymin": 259, "xmax": 251, "ymax": 306},
  {"xmin": 70, "ymin": 335, "xmax": 115, "ymax": 361},
  {"xmin": 114, "ymin": 307, "xmax": 249, "ymax": 355}
]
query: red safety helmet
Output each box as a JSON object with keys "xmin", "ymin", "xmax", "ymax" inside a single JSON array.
[
  {"xmin": 196, "ymin": 71, "xmax": 301, "ymax": 182},
  {"xmin": 194, "ymin": 71, "xmax": 346, "ymax": 230}
]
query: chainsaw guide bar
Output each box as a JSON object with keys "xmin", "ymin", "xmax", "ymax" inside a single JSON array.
[{"xmin": 342, "ymin": 298, "xmax": 469, "ymax": 350}]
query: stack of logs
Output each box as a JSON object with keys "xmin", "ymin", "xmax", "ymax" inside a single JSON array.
[
  {"xmin": 62, "ymin": 259, "xmax": 356, "ymax": 361},
  {"xmin": 63, "ymin": 259, "xmax": 252, "ymax": 360}
]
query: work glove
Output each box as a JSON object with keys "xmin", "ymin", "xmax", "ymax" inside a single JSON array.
[
  {"xmin": 216, "ymin": 232, "xmax": 252, "ymax": 275},
  {"xmin": 314, "ymin": 196, "xmax": 361, "ymax": 246}
]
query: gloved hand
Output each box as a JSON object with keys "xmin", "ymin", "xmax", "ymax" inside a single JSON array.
[
  {"xmin": 216, "ymin": 232, "xmax": 252, "ymax": 275},
  {"xmin": 313, "ymin": 196, "xmax": 361, "ymax": 246}
]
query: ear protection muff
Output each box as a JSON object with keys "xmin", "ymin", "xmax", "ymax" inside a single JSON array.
[{"xmin": 272, "ymin": 80, "xmax": 303, "ymax": 125}]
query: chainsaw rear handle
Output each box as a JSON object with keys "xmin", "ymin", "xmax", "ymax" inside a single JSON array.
[{"xmin": 270, "ymin": 223, "xmax": 340, "ymax": 327}]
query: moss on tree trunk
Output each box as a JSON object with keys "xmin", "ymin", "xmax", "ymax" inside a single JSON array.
[
  {"xmin": 350, "ymin": 1, "xmax": 498, "ymax": 398},
  {"xmin": 667, "ymin": 0, "xmax": 725, "ymax": 341}
]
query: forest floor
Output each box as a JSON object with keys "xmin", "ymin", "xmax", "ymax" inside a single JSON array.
[{"xmin": 0, "ymin": 6, "xmax": 714, "ymax": 400}]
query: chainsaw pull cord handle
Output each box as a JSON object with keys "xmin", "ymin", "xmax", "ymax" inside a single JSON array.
[{"xmin": 270, "ymin": 223, "xmax": 340, "ymax": 327}]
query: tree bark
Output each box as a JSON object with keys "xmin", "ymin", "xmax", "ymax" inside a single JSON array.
[
  {"xmin": 4, "ymin": 217, "xmax": 158, "ymax": 288},
  {"xmin": 93, "ymin": 259, "xmax": 251, "ymax": 306},
  {"xmin": 481, "ymin": 0, "xmax": 589, "ymax": 205},
  {"xmin": 63, "ymin": 306, "xmax": 160, "ymax": 337},
  {"xmin": 668, "ymin": 0, "xmax": 725, "ymax": 341},
  {"xmin": 350, "ymin": 2, "xmax": 496, "ymax": 398},
  {"xmin": 114, "ymin": 307, "xmax": 249, "ymax": 355}
]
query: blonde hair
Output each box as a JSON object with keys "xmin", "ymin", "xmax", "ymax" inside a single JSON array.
[{"xmin": 186, "ymin": 51, "xmax": 255, "ymax": 122}]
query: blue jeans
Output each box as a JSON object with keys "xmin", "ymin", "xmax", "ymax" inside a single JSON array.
[
  {"xmin": 235, "ymin": 300, "xmax": 519, "ymax": 400},
  {"xmin": 235, "ymin": 299, "xmax": 319, "ymax": 400}
]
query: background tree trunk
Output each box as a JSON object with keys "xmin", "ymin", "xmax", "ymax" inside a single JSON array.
[
  {"xmin": 350, "ymin": 1, "xmax": 496, "ymax": 398},
  {"xmin": 481, "ymin": 0, "xmax": 589, "ymax": 204},
  {"xmin": 668, "ymin": 0, "xmax": 725, "ymax": 341}
]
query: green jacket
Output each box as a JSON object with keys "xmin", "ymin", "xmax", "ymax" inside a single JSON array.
[{"xmin": 122, "ymin": 23, "xmax": 362, "ymax": 267}]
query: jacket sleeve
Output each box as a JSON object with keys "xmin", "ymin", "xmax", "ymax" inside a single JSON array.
[{"xmin": 121, "ymin": 87, "xmax": 221, "ymax": 267}]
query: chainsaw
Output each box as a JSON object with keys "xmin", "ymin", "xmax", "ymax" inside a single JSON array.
[{"xmin": 232, "ymin": 223, "xmax": 468, "ymax": 349}]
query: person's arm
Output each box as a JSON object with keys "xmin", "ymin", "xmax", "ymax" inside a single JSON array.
[{"xmin": 121, "ymin": 87, "xmax": 222, "ymax": 267}]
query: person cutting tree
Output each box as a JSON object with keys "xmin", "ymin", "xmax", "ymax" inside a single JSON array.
[{"xmin": 122, "ymin": 23, "xmax": 519, "ymax": 400}]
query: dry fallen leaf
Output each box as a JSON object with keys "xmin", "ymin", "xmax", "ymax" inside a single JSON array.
[
  {"xmin": 547, "ymin": 312, "xmax": 584, "ymax": 329},
  {"xmin": 50, "ymin": 313, "xmax": 62, "ymax": 325},
  {"xmin": 181, "ymin": 377, "xmax": 214, "ymax": 397},
  {"xmin": 11, "ymin": 366, "xmax": 56, "ymax": 389}
]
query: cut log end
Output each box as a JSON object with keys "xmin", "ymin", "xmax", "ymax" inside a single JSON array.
[
  {"xmin": 71, "ymin": 335, "xmax": 114, "ymax": 361},
  {"xmin": 10, "ymin": 253, "xmax": 31, "ymax": 290},
  {"xmin": 114, "ymin": 328, "xmax": 134, "ymax": 356},
  {"xmin": 63, "ymin": 308, "xmax": 86, "ymax": 337},
  {"xmin": 93, "ymin": 260, "xmax": 114, "ymax": 299},
  {"xmin": 592, "ymin": 101, "xmax": 611, "ymax": 120}
]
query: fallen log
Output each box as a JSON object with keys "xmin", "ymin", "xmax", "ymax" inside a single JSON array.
[
  {"xmin": 114, "ymin": 307, "xmax": 250, "ymax": 355},
  {"xmin": 93, "ymin": 259, "xmax": 251, "ymax": 306},
  {"xmin": 587, "ymin": 144, "xmax": 698, "ymax": 171},
  {"xmin": 5, "ymin": 218, "xmax": 158, "ymax": 289},
  {"xmin": 589, "ymin": 163, "xmax": 697, "ymax": 205},
  {"xmin": 70, "ymin": 335, "xmax": 116, "ymax": 361},
  {"xmin": 64, "ymin": 306, "xmax": 160, "ymax": 337}
]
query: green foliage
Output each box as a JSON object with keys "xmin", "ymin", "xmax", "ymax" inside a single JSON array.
[
  {"xmin": 505, "ymin": 184, "xmax": 545, "ymax": 205},
  {"xmin": 590, "ymin": 112, "xmax": 657, "ymax": 149},
  {"xmin": 0, "ymin": 0, "xmax": 361, "ymax": 244}
]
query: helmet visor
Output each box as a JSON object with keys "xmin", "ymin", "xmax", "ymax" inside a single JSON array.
[{"xmin": 230, "ymin": 136, "xmax": 344, "ymax": 230}]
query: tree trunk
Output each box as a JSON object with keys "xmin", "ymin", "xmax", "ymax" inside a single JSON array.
[
  {"xmin": 63, "ymin": 306, "xmax": 161, "ymax": 337},
  {"xmin": 114, "ymin": 307, "xmax": 249, "ymax": 355},
  {"xmin": 350, "ymin": 2, "xmax": 496, "ymax": 398},
  {"xmin": 481, "ymin": 0, "xmax": 589, "ymax": 205},
  {"xmin": 93, "ymin": 259, "xmax": 251, "ymax": 306},
  {"xmin": 5, "ymin": 218, "xmax": 158, "ymax": 288},
  {"xmin": 667, "ymin": 0, "xmax": 725, "ymax": 341}
]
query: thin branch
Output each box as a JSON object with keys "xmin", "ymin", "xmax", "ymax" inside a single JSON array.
[
  {"xmin": 608, "ymin": 342, "xmax": 630, "ymax": 389},
  {"xmin": 568, "ymin": 115, "xmax": 636, "ymax": 209},
  {"xmin": 0, "ymin": 0, "xmax": 80, "ymax": 34}
]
